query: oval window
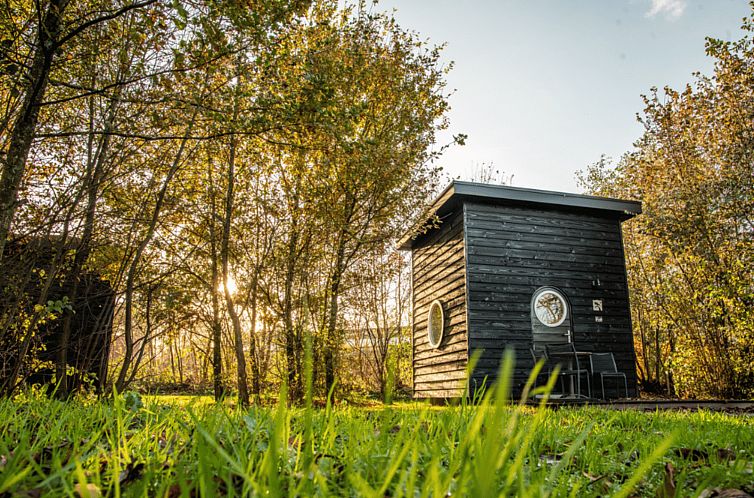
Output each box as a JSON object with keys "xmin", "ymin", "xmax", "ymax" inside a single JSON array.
[
  {"xmin": 427, "ymin": 300, "xmax": 444, "ymax": 348},
  {"xmin": 533, "ymin": 289, "xmax": 568, "ymax": 327}
]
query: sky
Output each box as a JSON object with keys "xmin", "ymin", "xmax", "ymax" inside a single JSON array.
[{"xmin": 375, "ymin": 0, "xmax": 751, "ymax": 193}]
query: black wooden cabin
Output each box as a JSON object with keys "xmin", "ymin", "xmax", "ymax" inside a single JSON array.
[
  {"xmin": 1, "ymin": 238, "xmax": 114, "ymax": 393},
  {"xmin": 398, "ymin": 181, "xmax": 642, "ymax": 400}
]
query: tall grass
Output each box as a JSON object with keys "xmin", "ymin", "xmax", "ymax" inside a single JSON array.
[{"xmin": 0, "ymin": 355, "xmax": 752, "ymax": 496}]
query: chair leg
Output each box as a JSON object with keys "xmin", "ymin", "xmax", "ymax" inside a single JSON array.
[
  {"xmin": 579, "ymin": 371, "xmax": 591, "ymax": 398},
  {"xmin": 600, "ymin": 375, "xmax": 605, "ymax": 400},
  {"xmin": 623, "ymin": 376, "xmax": 628, "ymax": 398}
]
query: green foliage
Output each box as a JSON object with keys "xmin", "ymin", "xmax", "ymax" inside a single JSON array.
[
  {"xmin": 122, "ymin": 391, "xmax": 143, "ymax": 412},
  {"xmin": 34, "ymin": 296, "xmax": 73, "ymax": 317},
  {"xmin": 579, "ymin": 7, "xmax": 754, "ymax": 399}
]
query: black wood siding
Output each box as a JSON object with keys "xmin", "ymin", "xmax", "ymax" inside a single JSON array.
[
  {"xmin": 412, "ymin": 209, "xmax": 468, "ymax": 398},
  {"xmin": 463, "ymin": 202, "xmax": 638, "ymax": 398}
]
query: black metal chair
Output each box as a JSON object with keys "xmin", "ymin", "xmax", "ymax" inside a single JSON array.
[
  {"xmin": 529, "ymin": 347, "xmax": 551, "ymax": 386},
  {"xmin": 590, "ymin": 353, "xmax": 628, "ymax": 400},
  {"xmin": 545, "ymin": 343, "xmax": 591, "ymax": 398}
]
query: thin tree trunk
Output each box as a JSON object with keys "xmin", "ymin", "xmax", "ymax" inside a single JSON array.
[
  {"xmin": 221, "ymin": 83, "xmax": 250, "ymax": 407},
  {"xmin": 176, "ymin": 341, "xmax": 184, "ymax": 384},
  {"xmin": 127, "ymin": 284, "xmax": 153, "ymax": 385},
  {"xmin": 283, "ymin": 226, "xmax": 300, "ymax": 400},
  {"xmin": 322, "ymin": 195, "xmax": 358, "ymax": 398},
  {"xmin": 323, "ymin": 241, "xmax": 346, "ymax": 398},
  {"xmin": 247, "ymin": 276, "xmax": 261, "ymax": 396},
  {"xmin": 169, "ymin": 340, "xmax": 176, "ymax": 380},
  {"xmin": 208, "ymin": 154, "xmax": 224, "ymax": 401},
  {"xmin": 654, "ymin": 327, "xmax": 661, "ymax": 386},
  {"xmin": 210, "ymin": 218, "xmax": 224, "ymax": 401},
  {"xmin": 667, "ymin": 332, "xmax": 676, "ymax": 397}
]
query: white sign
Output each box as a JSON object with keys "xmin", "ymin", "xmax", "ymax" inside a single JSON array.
[{"xmin": 592, "ymin": 299, "xmax": 603, "ymax": 312}]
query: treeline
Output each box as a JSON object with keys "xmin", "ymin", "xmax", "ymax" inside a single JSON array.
[
  {"xmin": 0, "ymin": 0, "xmax": 452, "ymax": 403},
  {"xmin": 579, "ymin": 11, "xmax": 754, "ymax": 398}
]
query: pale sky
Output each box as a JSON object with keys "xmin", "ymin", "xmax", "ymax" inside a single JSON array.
[{"xmin": 376, "ymin": 0, "xmax": 750, "ymax": 193}]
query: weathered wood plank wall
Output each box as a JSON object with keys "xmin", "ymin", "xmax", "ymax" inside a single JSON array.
[
  {"xmin": 464, "ymin": 201, "xmax": 638, "ymax": 398},
  {"xmin": 412, "ymin": 209, "xmax": 468, "ymax": 398}
]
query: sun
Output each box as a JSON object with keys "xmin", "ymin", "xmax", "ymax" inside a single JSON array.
[{"xmin": 218, "ymin": 275, "xmax": 239, "ymax": 296}]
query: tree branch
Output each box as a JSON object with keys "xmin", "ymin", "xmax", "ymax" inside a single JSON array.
[{"xmin": 56, "ymin": 0, "xmax": 158, "ymax": 48}]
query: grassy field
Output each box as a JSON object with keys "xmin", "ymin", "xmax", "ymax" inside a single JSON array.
[{"xmin": 0, "ymin": 374, "xmax": 752, "ymax": 496}]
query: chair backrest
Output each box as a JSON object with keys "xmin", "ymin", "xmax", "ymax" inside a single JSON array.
[
  {"xmin": 590, "ymin": 353, "xmax": 618, "ymax": 374},
  {"xmin": 530, "ymin": 347, "xmax": 548, "ymax": 365},
  {"xmin": 545, "ymin": 343, "xmax": 576, "ymax": 355},
  {"xmin": 545, "ymin": 343, "xmax": 581, "ymax": 370}
]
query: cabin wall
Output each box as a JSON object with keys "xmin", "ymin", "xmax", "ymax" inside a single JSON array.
[
  {"xmin": 463, "ymin": 201, "xmax": 638, "ymax": 399},
  {"xmin": 412, "ymin": 209, "xmax": 468, "ymax": 398}
]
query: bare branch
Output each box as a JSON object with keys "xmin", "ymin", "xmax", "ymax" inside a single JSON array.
[{"xmin": 56, "ymin": 0, "xmax": 159, "ymax": 48}]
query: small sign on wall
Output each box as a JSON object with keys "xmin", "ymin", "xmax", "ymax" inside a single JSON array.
[
  {"xmin": 592, "ymin": 299, "xmax": 603, "ymax": 312},
  {"xmin": 595, "ymin": 316, "xmax": 603, "ymax": 323}
]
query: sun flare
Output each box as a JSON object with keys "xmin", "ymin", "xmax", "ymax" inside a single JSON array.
[{"xmin": 218, "ymin": 276, "xmax": 239, "ymax": 296}]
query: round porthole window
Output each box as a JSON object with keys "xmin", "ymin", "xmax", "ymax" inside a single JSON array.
[
  {"xmin": 533, "ymin": 289, "xmax": 568, "ymax": 327},
  {"xmin": 427, "ymin": 300, "xmax": 444, "ymax": 348}
]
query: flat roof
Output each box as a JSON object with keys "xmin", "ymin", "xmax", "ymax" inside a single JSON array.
[{"xmin": 398, "ymin": 181, "xmax": 642, "ymax": 250}]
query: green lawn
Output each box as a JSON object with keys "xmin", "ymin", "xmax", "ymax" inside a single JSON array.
[{"xmin": 1, "ymin": 388, "xmax": 752, "ymax": 498}]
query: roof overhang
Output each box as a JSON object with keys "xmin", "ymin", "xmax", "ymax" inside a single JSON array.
[{"xmin": 397, "ymin": 181, "xmax": 642, "ymax": 250}]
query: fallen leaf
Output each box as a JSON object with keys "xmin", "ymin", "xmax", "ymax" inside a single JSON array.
[
  {"xmin": 582, "ymin": 471, "xmax": 607, "ymax": 485},
  {"xmin": 74, "ymin": 483, "xmax": 102, "ymax": 498}
]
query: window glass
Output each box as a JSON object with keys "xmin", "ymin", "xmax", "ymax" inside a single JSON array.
[
  {"xmin": 533, "ymin": 289, "xmax": 568, "ymax": 327},
  {"xmin": 427, "ymin": 300, "xmax": 444, "ymax": 348}
]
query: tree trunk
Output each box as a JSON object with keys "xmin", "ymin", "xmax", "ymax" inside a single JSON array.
[
  {"xmin": 654, "ymin": 327, "xmax": 661, "ymax": 386},
  {"xmin": 208, "ymin": 154, "xmax": 224, "ymax": 401},
  {"xmin": 127, "ymin": 284, "xmax": 154, "ymax": 385},
  {"xmin": 283, "ymin": 226, "xmax": 301, "ymax": 400},
  {"xmin": 221, "ymin": 72, "xmax": 251, "ymax": 408},
  {"xmin": 248, "ymin": 275, "xmax": 261, "ymax": 396},
  {"xmin": 322, "ymin": 196, "xmax": 358, "ymax": 398},
  {"xmin": 210, "ymin": 232, "xmax": 224, "ymax": 401},
  {"xmin": 667, "ymin": 331, "xmax": 676, "ymax": 397},
  {"xmin": 0, "ymin": 0, "xmax": 69, "ymax": 260},
  {"xmin": 323, "ymin": 243, "xmax": 345, "ymax": 399}
]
